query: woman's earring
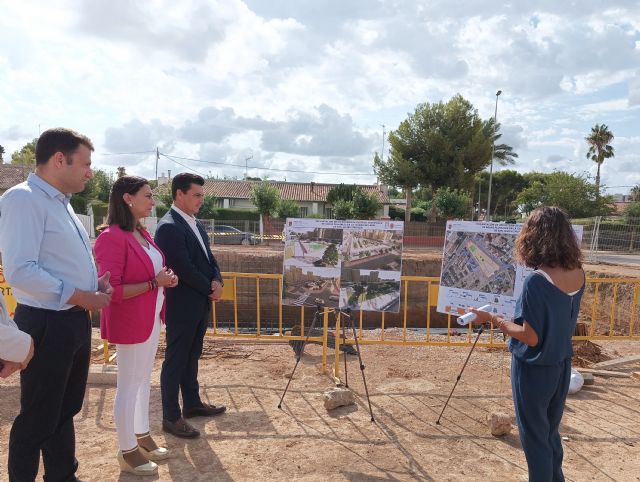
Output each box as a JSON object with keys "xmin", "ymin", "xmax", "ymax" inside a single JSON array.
[{"xmin": 128, "ymin": 203, "xmax": 133, "ymax": 207}]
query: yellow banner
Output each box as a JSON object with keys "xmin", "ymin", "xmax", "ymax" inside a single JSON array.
[{"xmin": 0, "ymin": 266, "xmax": 17, "ymax": 318}]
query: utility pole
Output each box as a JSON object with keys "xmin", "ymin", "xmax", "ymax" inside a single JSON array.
[
  {"xmin": 244, "ymin": 154, "xmax": 253, "ymax": 180},
  {"xmin": 477, "ymin": 179, "xmax": 482, "ymax": 221},
  {"xmin": 155, "ymin": 147, "xmax": 159, "ymax": 185},
  {"xmin": 381, "ymin": 124, "xmax": 386, "ymax": 161},
  {"xmin": 486, "ymin": 90, "xmax": 502, "ymax": 221}
]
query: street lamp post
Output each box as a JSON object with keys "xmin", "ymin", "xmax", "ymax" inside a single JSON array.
[{"xmin": 486, "ymin": 90, "xmax": 502, "ymax": 221}]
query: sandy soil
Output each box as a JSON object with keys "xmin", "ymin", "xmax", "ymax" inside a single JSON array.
[
  {"xmin": 1, "ymin": 332, "xmax": 639, "ymax": 482},
  {"xmin": 1, "ymin": 249, "xmax": 638, "ymax": 481}
]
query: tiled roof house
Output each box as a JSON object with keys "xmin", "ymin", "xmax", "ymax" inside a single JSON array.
[
  {"xmin": 0, "ymin": 164, "xmax": 34, "ymax": 196},
  {"xmin": 201, "ymin": 180, "xmax": 391, "ymax": 218}
]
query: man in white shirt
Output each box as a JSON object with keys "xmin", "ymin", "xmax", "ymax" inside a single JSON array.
[{"xmin": 0, "ymin": 295, "xmax": 34, "ymax": 378}]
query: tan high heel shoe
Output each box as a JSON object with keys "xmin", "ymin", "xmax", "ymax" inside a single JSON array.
[
  {"xmin": 137, "ymin": 433, "xmax": 171, "ymax": 461},
  {"xmin": 117, "ymin": 450, "xmax": 158, "ymax": 476},
  {"xmin": 138, "ymin": 444, "xmax": 170, "ymax": 461}
]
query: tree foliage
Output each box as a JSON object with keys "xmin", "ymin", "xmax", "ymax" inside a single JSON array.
[
  {"xmin": 155, "ymin": 183, "xmax": 173, "ymax": 207},
  {"xmin": 321, "ymin": 243, "xmax": 339, "ymax": 266},
  {"xmin": 585, "ymin": 123, "xmax": 615, "ymax": 196},
  {"xmin": 276, "ymin": 199, "xmax": 300, "ymax": 218},
  {"xmin": 327, "ymin": 183, "xmax": 359, "ymax": 204},
  {"xmin": 198, "ymin": 195, "xmax": 218, "ymax": 218},
  {"xmin": 11, "ymin": 138, "xmax": 37, "ymax": 165},
  {"xmin": 433, "ymin": 187, "xmax": 472, "ymax": 219},
  {"xmin": 515, "ymin": 171, "xmax": 613, "ymax": 218},
  {"xmin": 326, "ymin": 187, "xmax": 381, "ymax": 220},
  {"xmin": 374, "ymin": 94, "xmax": 516, "ymax": 222},
  {"xmin": 373, "ymin": 151, "xmax": 420, "ymax": 222},
  {"xmin": 0, "ymin": 144, "xmax": 5, "ymax": 163},
  {"xmin": 90, "ymin": 169, "xmax": 115, "ymax": 203},
  {"xmin": 624, "ymin": 202, "xmax": 640, "ymax": 221},
  {"xmin": 351, "ymin": 189, "xmax": 382, "ymax": 219},
  {"xmin": 486, "ymin": 169, "xmax": 528, "ymax": 218},
  {"xmin": 71, "ymin": 168, "xmax": 114, "ymax": 214},
  {"xmin": 249, "ymin": 181, "xmax": 281, "ymax": 218},
  {"xmin": 333, "ymin": 199, "xmax": 354, "ymax": 220}
]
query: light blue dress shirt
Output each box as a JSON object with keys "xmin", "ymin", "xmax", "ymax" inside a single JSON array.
[{"xmin": 0, "ymin": 173, "xmax": 98, "ymax": 310}]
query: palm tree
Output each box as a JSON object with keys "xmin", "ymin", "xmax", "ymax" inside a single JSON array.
[
  {"xmin": 485, "ymin": 120, "xmax": 519, "ymax": 166},
  {"xmin": 631, "ymin": 184, "xmax": 640, "ymax": 202},
  {"xmin": 585, "ymin": 123, "xmax": 615, "ymax": 196}
]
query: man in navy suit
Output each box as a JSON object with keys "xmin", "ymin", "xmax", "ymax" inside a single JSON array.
[{"xmin": 154, "ymin": 173, "xmax": 226, "ymax": 438}]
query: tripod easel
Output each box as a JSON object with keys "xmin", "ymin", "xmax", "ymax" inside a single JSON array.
[
  {"xmin": 278, "ymin": 301, "xmax": 375, "ymax": 421},
  {"xmin": 436, "ymin": 323, "xmax": 486, "ymax": 424}
]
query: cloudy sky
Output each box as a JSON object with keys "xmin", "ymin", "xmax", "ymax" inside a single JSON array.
[{"xmin": 1, "ymin": 0, "xmax": 639, "ymax": 194}]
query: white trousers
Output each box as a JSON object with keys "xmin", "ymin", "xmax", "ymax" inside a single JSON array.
[{"xmin": 114, "ymin": 318, "xmax": 161, "ymax": 450}]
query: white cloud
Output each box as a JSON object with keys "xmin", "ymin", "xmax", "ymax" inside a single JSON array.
[{"xmin": 0, "ymin": 0, "xmax": 639, "ymax": 193}]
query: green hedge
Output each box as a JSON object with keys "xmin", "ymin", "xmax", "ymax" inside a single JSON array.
[
  {"xmin": 388, "ymin": 205, "xmax": 405, "ymax": 220},
  {"xmin": 156, "ymin": 204, "xmax": 169, "ymax": 218},
  {"xmin": 70, "ymin": 196, "xmax": 88, "ymax": 214},
  {"xmin": 90, "ymin": 201, "xmax": 109, "ymax": 231},
  {"xmin": 206, "ymin": 208, "xmax": 260, "ymax": 221}
]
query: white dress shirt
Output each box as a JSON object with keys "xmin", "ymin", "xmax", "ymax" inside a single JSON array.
[
  {"xmin": 171, "ymin": 205, "xmax": 210, "ymax": 260},
  {"xmin": 0, "ymin": 295, "xmax": 31, "ymax": 363},
  {"xmin": 0, "ymin": 173, "xmax": 98, "ymax": 310}
]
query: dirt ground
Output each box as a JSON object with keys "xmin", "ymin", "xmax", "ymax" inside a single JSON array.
[
  {"xmin": 1, "ymin": 333, "xmax": 639, "ymax": 482},
  {"xmin": 1, "ymin": 250, "xmax": 638, "ymax": 481}
]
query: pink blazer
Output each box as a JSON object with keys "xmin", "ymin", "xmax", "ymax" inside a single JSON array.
[{"xmin": 94, "ymin": 224, "xmax": 166, "ymax": 344}]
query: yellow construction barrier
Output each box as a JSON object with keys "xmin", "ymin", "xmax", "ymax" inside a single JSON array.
[
  {"xmin": 205, "ymin": 273, "xmax": 640, "ymax": 376},
  {"xmin": 2, "ymin": 268, "xmax": 638, "ymax": 375}
]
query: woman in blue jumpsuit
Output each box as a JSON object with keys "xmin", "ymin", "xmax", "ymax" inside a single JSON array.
[{"xmin": 473, "ymin": 206, "xmax": 585, "ymax": 482}]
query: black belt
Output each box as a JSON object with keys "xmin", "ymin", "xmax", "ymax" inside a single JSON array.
[{"xmin": 17, "ymin": 303, "xmax": 88, "ymax": 314}]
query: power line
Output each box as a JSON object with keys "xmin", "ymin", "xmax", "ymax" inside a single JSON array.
[
  {"xmin": 159, "ymin": 154, "xmax": 207, "ymax": 177},
  {"xmin": 159, "ymin": 152, "xmax": 376, "ymax": 177},
  {"xmin": 96, "ymin": 150, "xmax": 156, "ymax": 156}
]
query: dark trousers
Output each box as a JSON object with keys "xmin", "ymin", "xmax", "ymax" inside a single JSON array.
[
  {"xmin": 8, "ymin": 304, "xmax": 91, "ymax": 482},
  {"xmin": 512, "ymin": 356, "xmax": 571, "ymax": 482},
  {"xmin": 160, "ymin": 315, "xmax": 208, "ymax": 421}
]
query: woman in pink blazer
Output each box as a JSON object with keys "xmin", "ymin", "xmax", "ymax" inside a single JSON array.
[{"xmin": 95, "ymin": 176, "xmax": 178, "ymax": 476}]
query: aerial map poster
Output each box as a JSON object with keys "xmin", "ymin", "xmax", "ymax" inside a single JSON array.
[
  {"xmin": 437, "ymin": 221, "xmax": 583, "ymax": 319},
  {"xmin": 282, "ymin": 218, "xmax": 404, "ymax": 312}
]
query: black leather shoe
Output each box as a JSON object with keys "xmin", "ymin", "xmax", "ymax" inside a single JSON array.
[
  {"xmin": 183, "ymin": 403, "xmax": 227, "ymax": 418},
  {"xmin": 162, "ymin": 417, "xmax": 200, "ymax": 438}
]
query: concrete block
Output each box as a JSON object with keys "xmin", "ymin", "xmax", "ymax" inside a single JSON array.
[
  {"xmin": 487, "ymin": 412, "xmax": 513, "ymax": 437},
  {"xmin": 582, "ymin": 372, "xmax": 595, "ymax": 385},
  {"xmin": 87, "ymin": 364, "xmax": 117, "ymax": 386},
  {"xmin": 323, "ymin": 387, "xmax": 355, "ymax": 411}
]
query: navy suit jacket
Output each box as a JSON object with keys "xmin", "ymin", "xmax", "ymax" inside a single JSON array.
[{"xmin": 154, "ymin": 208, "xmax": 222, "ymax": 324}]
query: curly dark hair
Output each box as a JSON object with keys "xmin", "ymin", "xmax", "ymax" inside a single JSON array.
[{"xmin": 515, "ymin": 206, "xmax": 582, "ymax": 270}]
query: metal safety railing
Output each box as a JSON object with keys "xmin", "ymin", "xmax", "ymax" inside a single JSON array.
[
  {"xmin": 104, "ymin": 273, "xmax": 640, "ymax": 376},
  {"xmin": 2, "ymin": 269, "xmax": 634, "ymax": 375},
  {"xmin": 3, "ymin": 265, "xmax": 638, "ymax": 378}
]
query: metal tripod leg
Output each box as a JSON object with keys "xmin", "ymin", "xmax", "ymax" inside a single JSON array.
[
  {"xmin": 278, "ymin": 304, "xmax": 322, "ymax": 409},
  {"xmin": 340, "ymin": 311, "xmax": 349, "ymax": 388},
  {"xmin": 345, "ymin": 310, "xmax": 375, "ymax": 422},
  {"xmin": 436, "ymin": 325, "xmax": 485, "ymax": 424}
]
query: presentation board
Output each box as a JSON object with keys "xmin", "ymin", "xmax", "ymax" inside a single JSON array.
[
  {"xmin": 282, "ymin": 218, "xmax": 404, "ymax": 312},
  {"xmin": 437, "ymin": 221, "xmax": 583, "ymax": 319}
]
